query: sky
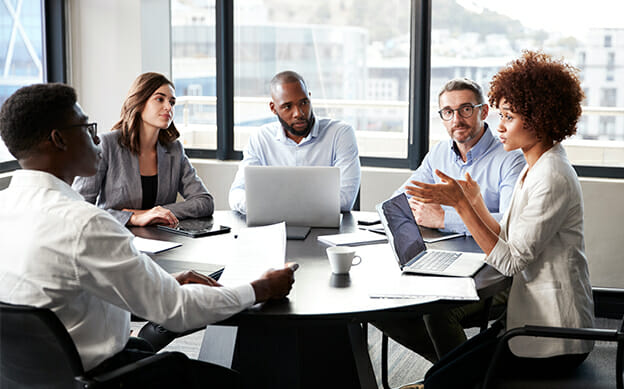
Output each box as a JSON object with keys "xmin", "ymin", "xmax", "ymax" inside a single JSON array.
[{"xmin": 457, "ymin": 0, "xmax": 624, "ymax": 38}]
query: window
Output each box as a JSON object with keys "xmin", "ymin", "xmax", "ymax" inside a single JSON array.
[
  {"xmin": 171, "ymin": 0, "xmax": 412, "ymax": 160},
  {"xmin": 431, "ymin": 0, "xmax": 624, "ymax": 168},
  {"xmin": 170, "ymin": 0, "xmax": 217, "ymax": 151},
  {"xmin": 0, "ymin": 0, "xmax": 44, "ymax": 163},
  {"xmin": 604, "ymin": 34, "xmax": 612, "ymax": 48}
]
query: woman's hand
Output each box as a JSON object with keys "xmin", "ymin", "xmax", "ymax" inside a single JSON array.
[
  {"xmin": 405, "ymin": 169, "xmax": 469, "ymax": 209},
  {"xmin": 126, "ymin": 206, "xmax": 179, "ymax": 227},
  {"xmin": 456, "ymin": 172, "xmax": 483, "ymax": 207}
]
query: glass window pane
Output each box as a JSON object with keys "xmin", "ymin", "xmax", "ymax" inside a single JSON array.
[
  {"xmin": 431, "ymin": 0, "xmax": 624, "ymax": 167},
  {"xmin": 0, "ymin": 0, "xmax": 43, "ymax": 163},
  {"xmin": 233, "ymin": 0, "xmax": 411, "ymax": 158},
  {"xmin": 170, "ymin": 0, "xmax": 217, "ymax": 150}
]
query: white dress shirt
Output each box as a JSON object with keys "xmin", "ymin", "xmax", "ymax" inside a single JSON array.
[
  {"xmin": 0, "ymin": 170, "xmax": 255, "ymax": 371},
  {"xmin": 487, "ymin": 144, "xmax": 594, "ymax": 357},
  {"xmin": 229, "ymin": 117, "xmax": 361, "ymax": 213}
]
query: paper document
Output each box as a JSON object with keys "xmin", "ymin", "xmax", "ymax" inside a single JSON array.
[
  {"xmin": 369, "ymin": 275, "xmax": 479, "ymax": 300},
  {"xmin": 317, "ymin": 230, "xmax": 388, "ymax": 246},
  {"xmin": 132, "ymin": 236, "xmax": 181, "ymax": 253},
  {"xmin": 218, "ymin": 222, "xmax": 286, "ymax": 286}
]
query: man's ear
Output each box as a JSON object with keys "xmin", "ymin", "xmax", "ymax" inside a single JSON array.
[
  {"xmin": 480, "ymin": 103, "xmax": 489, "ymax": 120},
  {"xmin": 48, "ymin": 129, "xmax": 68, "ymax": 151},
  {"xmin": 269, "ymin": 101, "xmax": 277, "ymax": 115}
]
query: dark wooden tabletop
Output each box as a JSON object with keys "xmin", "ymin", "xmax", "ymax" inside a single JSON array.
[{"xmin": 131, "ymin": 211, "xmax": 510, "ymax": 323}]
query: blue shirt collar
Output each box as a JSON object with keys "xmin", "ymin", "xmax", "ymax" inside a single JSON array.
[
  {"xmin": 275, "ymin": 115, "xmax": 320, "ymax": 145},
  {"xmin": 450, "ymin": 122, "xmax": 496, "ymax": 163}
]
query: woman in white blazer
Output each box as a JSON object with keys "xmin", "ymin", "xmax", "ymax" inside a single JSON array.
[
  {"xmin": 73, "ymin": 73, "xmax": 214, "ymax": 227},
  {"xmin": 406, "ymin": 51, "xmax": 594, "ymax": 388}
]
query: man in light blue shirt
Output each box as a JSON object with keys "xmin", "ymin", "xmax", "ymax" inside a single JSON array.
[
  {"xmin": 229, "ymin": 71, "xmax": 361, "ymax": 214},
  {"xmin": 373, "ymin": 79, "xmax": 524, "ymax": 365},
  {"xmin": 394, "ymin": 78, "xmax": 525, "ymax": 234}
]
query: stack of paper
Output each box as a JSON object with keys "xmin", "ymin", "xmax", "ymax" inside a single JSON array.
[
  {"xmin": 132, "ymin": 236, "xmax": 182, "ymax": 253},
  {"xmin": 218, "ymin": 222, "xmax": 286, "ymax": 286},
  {"xmin": 369, "ymin": 275, "xmax": 479, "ymax": 300},
  {"xmin": 317, "ymin": 230, "xmax": 388, "ymax": 246}
]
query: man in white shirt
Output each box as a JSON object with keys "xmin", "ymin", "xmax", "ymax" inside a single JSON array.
[
  {"xmin": 229, "ymin": 70, "xmax": 361, "ymax": 214},
  {"xmin": 0, "ymin": 83, "xmax": 297, "ymax": 387}
]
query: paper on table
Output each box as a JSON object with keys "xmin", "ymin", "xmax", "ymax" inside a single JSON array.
[
  {"xmin": 132, "ymin": 236, "xmax": 182, "ymax": 253},
  {"xmin": 317, "ymin": 230, "xmax": 388, "ymax": 246},
  {"xmin": 217, "ymin": 222, "xmax": 286, "ymax": 287},
  {"xmin": 369, "ymin": 275, "xmax": 479, "ymax": 300}
]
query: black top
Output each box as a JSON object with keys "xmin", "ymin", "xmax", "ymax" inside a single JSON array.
[{"xmin": 140, "ymin": 174, "xmax": 158, "ymax": 209}]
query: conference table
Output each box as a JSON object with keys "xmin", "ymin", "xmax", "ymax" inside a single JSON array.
[{"xmin": 132, "ymin": 211, "xmax": 510, "ymax": 389}]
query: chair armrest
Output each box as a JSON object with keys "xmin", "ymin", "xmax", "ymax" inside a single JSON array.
[
  {"xmin": 482, "ymin": 324, "xmax": 624, "ymax": 389},
  {"xmin": 76, "ymin": 351, "xmax": 188, "ymax": 388}
]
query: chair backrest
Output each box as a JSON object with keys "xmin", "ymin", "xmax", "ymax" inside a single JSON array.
[{"xmin": 0, "ymin": 302, "xmax": 85, "ymax": 388}]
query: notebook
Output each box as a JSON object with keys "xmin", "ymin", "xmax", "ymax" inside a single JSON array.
[
  {"xmin": 245, "ymin": 166, "xmax": 341, "ymax": 228},
  {"xmin": 376, "ymin": 194, "xmax": 485, "ymax": 277}
]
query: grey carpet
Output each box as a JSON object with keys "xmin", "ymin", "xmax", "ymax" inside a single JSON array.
[{"xmin": 131, "ymin": 318, "xmax": 620, "ymax": 389}]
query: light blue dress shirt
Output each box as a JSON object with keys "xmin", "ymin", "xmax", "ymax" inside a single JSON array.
[
  {"xmin": 229, "ymin": 117, "xmax": 361, "ymax": 214},
  {"xmin": 394, "ymin": 124, "xmax": 526, "ymax": 234}
]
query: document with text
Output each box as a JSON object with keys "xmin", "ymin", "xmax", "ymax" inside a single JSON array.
[{"xmin": 217, "ymin": 222, "xmax": 286, "ymax": 287}]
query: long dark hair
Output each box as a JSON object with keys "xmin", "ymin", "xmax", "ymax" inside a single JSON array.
[{"xmin": 114, "ymin": 72, "xmax": 179, "ymax": 154}]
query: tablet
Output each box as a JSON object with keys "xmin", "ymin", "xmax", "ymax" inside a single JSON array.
[{"xmin": 157, "ymin": 218, "xmax": 231, "ymax": 238}]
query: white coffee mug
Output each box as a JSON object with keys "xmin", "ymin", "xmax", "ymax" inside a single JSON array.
[{"xmin": 326, "ymin": 246, "xmax": 362, "ymax": 274}]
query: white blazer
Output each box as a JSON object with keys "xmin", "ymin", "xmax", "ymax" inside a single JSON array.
[{"xmin": 487, "ymin": 143, "xmax": 595, "ymax": 358}]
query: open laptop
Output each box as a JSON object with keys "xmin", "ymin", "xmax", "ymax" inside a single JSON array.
[
  {"xmin": 245, "ymin": 166, "xmax": 341, "ymax": 229},
  {"xmin": 376, "ymin": 194, "xmax": 484, "ymax": 277}
]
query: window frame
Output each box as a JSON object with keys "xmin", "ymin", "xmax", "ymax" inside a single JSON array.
[
  {"xmin": 183, "ymin": 0, "xmax": 623, "ymax": 178},
  {"xmin": 0, "ymin": 0, "xmax": 66, "ymax": 173}
]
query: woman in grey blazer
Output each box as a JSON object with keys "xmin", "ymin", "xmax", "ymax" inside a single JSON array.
[
  {"xmin": 73, "ymin": 72, "xmax": 213, "ymax": 226},
  {"xmin": 405, "ymin": 51, "xmax": 594, "ymax": 388}
]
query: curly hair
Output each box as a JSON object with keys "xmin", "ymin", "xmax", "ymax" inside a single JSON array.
[
  {"xmin": 0, "ymin": 83, "xmax": 77, "ymax": 159},
  {"xmin": 114, "ymin": 72, "xmax": 179, "ymax": 154},
  {"xmin": 488, "ymin": 50, "xmax": 584, "ymax": 143}
]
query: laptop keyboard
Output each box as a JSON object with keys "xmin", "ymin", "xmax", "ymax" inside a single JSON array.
[{"xmin": 407, "ymin": 251, "xmax": 461, "ymax": 272}]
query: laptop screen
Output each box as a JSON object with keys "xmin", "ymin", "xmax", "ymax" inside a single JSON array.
[{"xmin": 379, "ymin": 194, "xmax": 426, "ymax": 267}]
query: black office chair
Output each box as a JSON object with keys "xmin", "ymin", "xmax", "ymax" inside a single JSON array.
[
  {"xmin": 0, "ymin": 301, "xmax": 192, "ymax": 388},
  {"xmin": 380, "ymin": 297, "xmax": 498, "ymax": 389},
  {"xmin": 480, "ymin": 316, "xmax": 624, "ymax": 389}
]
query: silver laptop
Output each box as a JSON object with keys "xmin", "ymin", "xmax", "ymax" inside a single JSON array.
[
  {"xmin": 245, "ymin": 166, "xmax": 341, "ymax": 228},
  {"xmin": 376, "ymin": 194, "xmax": 484, "ymax": 277}
]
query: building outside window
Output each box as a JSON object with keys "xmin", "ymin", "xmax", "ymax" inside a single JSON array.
[
  {"xmin": 171, "ymin": 0, "xmax": 624, "ymax": 168},
  {"xmin": 431, "ymin": 0, "xmax": 624, "ymax": 167},
  {"xmin": 0, "ymin": 0, "xmax": 43, "ymax": 163}
]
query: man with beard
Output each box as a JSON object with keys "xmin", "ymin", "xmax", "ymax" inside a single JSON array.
[
  {"xmin": 373, "ymin": 79, "xmax": 525, "ymax": 369},
  {"xmin": 229, "ymin": 70, "xmax": 361, "ymax": 214},
  {"xmin": 393, "ymin": 78, "xmax": 525, "ymax": 234}
]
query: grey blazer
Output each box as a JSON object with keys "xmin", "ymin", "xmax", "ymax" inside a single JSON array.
[{"xmin": 72, "ymin": 131, "xmax": 214, "ymax": 225}]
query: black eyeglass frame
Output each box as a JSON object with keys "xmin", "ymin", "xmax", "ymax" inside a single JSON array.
[
  {"xmin": 56, "ymin": 122, "xmax": 98, "ymax": 139},
  {"xmin": 438, "ymin": 103, "xmax": 485, "ymax": 121}
]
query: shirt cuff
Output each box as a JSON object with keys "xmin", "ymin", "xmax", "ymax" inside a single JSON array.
[{"xmin": 234, "ymin": 283, "xmax": 256, "ymax": 307}]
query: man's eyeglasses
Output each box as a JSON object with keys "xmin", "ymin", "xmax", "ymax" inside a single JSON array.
[
  {"xmin": 438, "ymin": 103, "xmax": 484, "ymax": 121},
  {"xmin": 58, "ymin": 122, "xmax": 98, "ymax": 139}
]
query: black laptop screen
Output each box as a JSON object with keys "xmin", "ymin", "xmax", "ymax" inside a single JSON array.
[{"xmin": 381, "ymin": 194, "xmax": 426, "ymax": 266}]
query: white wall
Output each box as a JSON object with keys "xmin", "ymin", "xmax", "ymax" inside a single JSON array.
[{"xmin": 68, "ymin": 0, "xmax": 170, "ymax": 131}]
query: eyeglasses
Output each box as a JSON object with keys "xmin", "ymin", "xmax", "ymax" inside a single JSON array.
[
  {"xmin": 438, "ymin": 103, "xmax": 484, "ymax": 121},
  {"xmin": 58, "ymin": 122, "xmax": 98, "ymax": 139}
]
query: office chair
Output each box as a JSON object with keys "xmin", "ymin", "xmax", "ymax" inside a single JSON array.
[
  {"xmin": 380, "ymin": 297, "xmax": 497, "ymax": 389},
  {"xmin": 480, "ymin": 316, "xmax": 624, "ymax": 389},
  {"xmin": 0, "ymin": 301, "xmax": 192, "ymax": 388}
]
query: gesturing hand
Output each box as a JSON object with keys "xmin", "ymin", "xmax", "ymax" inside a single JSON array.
[{"xmin": 405, "ymin": 169, "xmax": 467, "ymax": 208}]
